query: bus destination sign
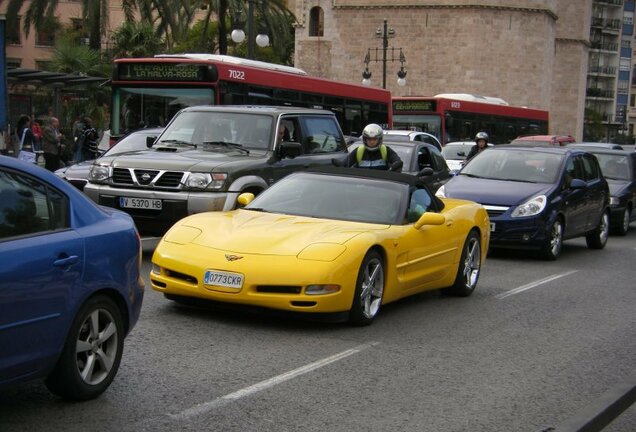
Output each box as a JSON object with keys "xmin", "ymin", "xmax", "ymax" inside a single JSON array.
[
  {"xmin": 118, "ymin": 63, "xmax": 209, "ymax": 81},
  {"xmin": 393, "ymin": 100, "xmax": 436, "ymax": 112}
]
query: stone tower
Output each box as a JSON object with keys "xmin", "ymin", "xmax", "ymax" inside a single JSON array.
[{"xmin": 292, "ymin": 0, "xmax": 591, "ymax": 140}]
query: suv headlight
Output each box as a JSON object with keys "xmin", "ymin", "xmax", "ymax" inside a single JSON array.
[
  {"xmin": 511, "ymin": 195, "xmax": 546, "ymax": 217},
  {"xmin": 435, "ymin": 185, "xmax": 446, "ymax": 198},
  {"xmin": 88, "ymin": 165, "xmax": 110, "ymax": 183},
  {"xmin": 185, "ymin": 172, "xmax": 227, "ymax": 190},
  {"xmin": 610, "ymin": 197, "xmax": 619, "ymax": 206}
]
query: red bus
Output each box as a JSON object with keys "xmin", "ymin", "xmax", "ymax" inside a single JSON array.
[
  {"xmin": 110, "ymin": 54, "xmax": 392, "ymax": 141},
  {"xmin": 392, "ymin": 94, "xmax": 549, "ymax": 145}
]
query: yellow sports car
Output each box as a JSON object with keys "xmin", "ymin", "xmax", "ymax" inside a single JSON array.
[{"xmin": 150, "ymin": 168, "xmax": 490, "ymax": 325}]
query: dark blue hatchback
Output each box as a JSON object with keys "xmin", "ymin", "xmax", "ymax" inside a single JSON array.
[
  {"xmin": 437, "ymin": 146, "xmax": 610, "ymax": 260},
  {"xmin": 0, "ymin": 156, "xmax": 144, "ymax": 400}
]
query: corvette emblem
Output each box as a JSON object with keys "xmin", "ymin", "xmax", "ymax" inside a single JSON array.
[{"xmin": 225, "ymin": 254, "xmax": 243, "ymax": 261}]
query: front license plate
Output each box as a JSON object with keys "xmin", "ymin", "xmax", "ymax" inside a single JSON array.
[
  {"xmin": 204, "ymin": 270, "xmax": 244, "ymax": 289},
  {"xmin": 490, "ymin": 223, "xmax": 496, "ymax": 232},
  {"xmin": 119, "ymin": 197, "xmax": 162, "ymax": 210}
]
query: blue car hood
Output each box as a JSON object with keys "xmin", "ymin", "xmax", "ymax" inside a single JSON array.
[{"xmin": 445, "ymin": 176, "xmax": 553, "ymax": 206}]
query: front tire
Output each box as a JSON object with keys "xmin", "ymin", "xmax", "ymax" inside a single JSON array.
[
  {"xmin": 541, "ymin": 219, "xmax": 563, "ymax": 260},
  {"xmin": 45, "ymin": 296, "xmax": 124, "ymax": 400},
  {"xmin": 586, "ymin": 210, "xmax": 609, "ymax": 249},
  {"xmin": 444, "ymin": 231, "xmax": 481, "ymax": 297},
  {"xmin": 349, "ymin": 250, "xmax": 384, "ymax": 326}
]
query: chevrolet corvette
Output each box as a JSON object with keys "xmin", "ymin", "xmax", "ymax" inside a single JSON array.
[{"xmin": 150, "ymin": 167, "xmax": 490, "ymax": 325}]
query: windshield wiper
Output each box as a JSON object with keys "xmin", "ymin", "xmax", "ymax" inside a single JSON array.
[
  {"xmin": 202, "ymin": 141, "xmax": 250, "ymax": 154},
  {"xmin": 158, "ymin": 139, "xmax": 197, "ymax": 148}
]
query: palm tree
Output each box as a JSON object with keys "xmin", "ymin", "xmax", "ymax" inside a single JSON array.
[
  {"xmin": 111, "ymin": 21, "xmax": 164, "ymax": 58},
  {"xmin": 1, "ymin": 0, "xmax": 109, "ymax": 50}
]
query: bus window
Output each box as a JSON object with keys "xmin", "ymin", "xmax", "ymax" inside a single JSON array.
[{"xmin": 112, "ymin": 87, "xmax": 214, "ymax": 137}]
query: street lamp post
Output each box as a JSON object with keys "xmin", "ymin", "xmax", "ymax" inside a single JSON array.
[
  {"xmin": 230, "ymin": 0, "xmax": 269, "ymax": 59},
  {"xmin": 362, "ymin": 19, "xmax": 407, "ymax": 88}
]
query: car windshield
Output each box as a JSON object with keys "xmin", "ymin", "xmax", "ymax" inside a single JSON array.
[
  {"xmin": 593, "ymin": 154, "xmax": 631, "ymax": 180},
  {"xmin": 461, "ymin": 149, "xmax": 564, "ymax": 183},
  {"xmin": 442, "ymin": 144, "xmax": 471, "ymax": 160},
  {"xmin": 106, "ymin": 132, "xmax": 161, "ymax": 156},
  {"xmin": 158, "ymin": 111, "xmax": 273, "ymax": 150},
  {"xmin": 245, "ymin": 172, "xmax": 408, "ymax": 224}
]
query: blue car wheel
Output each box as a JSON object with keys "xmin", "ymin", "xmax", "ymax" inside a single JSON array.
[{"xmin": 45, "ymin": 295, "xmax": 125, "ymax": 400}]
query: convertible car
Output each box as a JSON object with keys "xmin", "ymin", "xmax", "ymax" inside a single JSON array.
[{"xmin": 150, "ymin": 168, "xmax": 490, "ymax": 325}]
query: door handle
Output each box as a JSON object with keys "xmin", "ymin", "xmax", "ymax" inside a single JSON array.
[{"xmin": 54, "ymin": 255, "xmax": 80, "ymax": 267}]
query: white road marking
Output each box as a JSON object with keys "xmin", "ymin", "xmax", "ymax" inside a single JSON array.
[
  {"xmin": 495, "ymin": 270, "xmax": 579, "ymax": 300},
  {"xmin": 169, "ymin": 341, "xmax": 380, "ymax": 420}
]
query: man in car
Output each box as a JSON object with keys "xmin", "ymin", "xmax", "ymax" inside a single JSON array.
[{"xmin": 346, "ymin": 123, "xmax": 403, "ymax": 171}]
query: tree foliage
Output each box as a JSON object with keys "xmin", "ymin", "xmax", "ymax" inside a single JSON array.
[{"xmin": 111, "ymin": 21, "xmax": 164, "ymax": 58}]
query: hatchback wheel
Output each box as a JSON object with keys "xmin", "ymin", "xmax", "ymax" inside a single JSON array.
[
  {"xmin": 541, "ymin": 219, "xmax": 563, "ymax": 260},
  {"xmin": 586, "ymin": 210, "xmax": 609, "ymax": 249},
  {"xmin": 45, "ymin": 295, "xmax": 124, "ymax": 400}
]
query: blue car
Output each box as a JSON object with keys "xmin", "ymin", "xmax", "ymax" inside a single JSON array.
[
  {"xmin": 437, "ymin": 146, "xmax": 610, "ymax": 260},
  {"xmin": 569, "ymin": 148, "xmax": 635, "ymax": 235},
  {"xmin": 0, "ymin": 156, "xmax": 144, "ymax": 400}
]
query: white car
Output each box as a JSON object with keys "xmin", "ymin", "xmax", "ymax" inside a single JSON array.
[
  {"xmin": 382, "ymin": 130, "xmax": 442, "ymax": 151},
  {"xmin": 442, "ymin": 141, "xmax": 493, "ymax": 174}
]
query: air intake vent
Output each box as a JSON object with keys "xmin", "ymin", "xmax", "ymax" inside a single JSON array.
[
  {"xmin": 155, "ymin": 171, "xmax": 185, "ymax": 188},
  {"xmin": 155, "ymin": 147, "xmax": 178, "ymax": 152},
  {"xmin": 112, "ymin": 168, "xmax": 134, "ymax": 184}
]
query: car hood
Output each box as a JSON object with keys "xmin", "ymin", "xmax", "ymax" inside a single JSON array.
[
  {"xmin": 99, "ymin": 147, "xmax": 269, "ymax": 171},
  {"xmin": 163, "ymin": 209, "xmax": 387, "ymax": 255},
  {"xmin": 445, "ymin": 175, "xmax": 553, "ymax": 205},
  {"xmin": 58, "ymin": 159, "xmax": 95, "ymax": 178},
  {"xmin": 607, "ymin": 178, "xmax": 631, "ymax": 196}
]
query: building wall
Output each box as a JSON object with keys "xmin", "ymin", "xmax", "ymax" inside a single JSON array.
[
  {"xmin": 551, "ymin": 1, "xmax": 592, "ymax": 139},
  {"xmin": 1, "ymin": 0, "xmax": 132, "ymax": 69},
  {"xmin": 294, "ymin": 0, "xmax": 588, "ymax": 140}
]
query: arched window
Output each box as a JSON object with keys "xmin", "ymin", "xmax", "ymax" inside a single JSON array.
[{"xmin": 309, "ymin": 7, "xmax": 324, "ymax": 37}]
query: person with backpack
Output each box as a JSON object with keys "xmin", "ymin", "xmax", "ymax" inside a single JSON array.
[{"xmin": 345, "ymin": 123, "xmax": 402, "ymax": 171}]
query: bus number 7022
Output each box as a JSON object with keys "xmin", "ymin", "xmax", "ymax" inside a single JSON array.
[{"xmin": 228, "ymin": 69, "xmax": 245, "ymax": 80}]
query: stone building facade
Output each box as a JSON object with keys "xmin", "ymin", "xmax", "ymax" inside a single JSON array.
[{"xmin": 293, "ymin": 0, "xmax": 592, "ymax": 140}]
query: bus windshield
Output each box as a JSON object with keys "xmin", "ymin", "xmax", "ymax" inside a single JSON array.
[
  {"xmin": 112, "ymin": 87, "xmax": 214, "ymax": 137},
  {"xmin": 392, "ymin": 114, "xmax": 442, "ymax": 142}
]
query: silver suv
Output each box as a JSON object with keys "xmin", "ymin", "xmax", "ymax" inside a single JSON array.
[{"xmin": 84, "ymin": 106, "xmax": 348, "ymax": 234}]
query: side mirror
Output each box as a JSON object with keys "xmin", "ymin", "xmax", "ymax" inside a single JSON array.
[
  {"xmin": 146, "ymin": 136, "xmax": 157, "ymax": 148},
  {"xmin": 414, "ymin": 212, "xmax": 446, "ymax": 229},
  {"xmin": 569, "ymin": 178, "xmax": 587, "ymax": 189},
  {"xmin": 417, "ymin": 167, "xmax": 434, "ymax": 177},
  {"xmin": 279, "ymin": 141, "xmax": 302, "ymax": 159},
  {"xmin": 237, "ymin": 192, "xmax": 255, "ymax": 207}
]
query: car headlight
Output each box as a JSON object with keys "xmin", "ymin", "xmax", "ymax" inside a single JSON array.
[
  {"xmin": 185, "ymin": 172, "xmax": 227, "ymax": 190},
  {"xmin": 511, "ymin": 195, "xmax": 547, "ymax": 217},
  {"xmin": 610, "ymin": 197, "xmax": 619, "ymax": 206},
  {"xmin": 435, "ymin": 185, "xmax": 446, "ymax": 198},
  {"xmin": 88, "ymin": 165, "xmax": 110, "ymax": 183}
]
